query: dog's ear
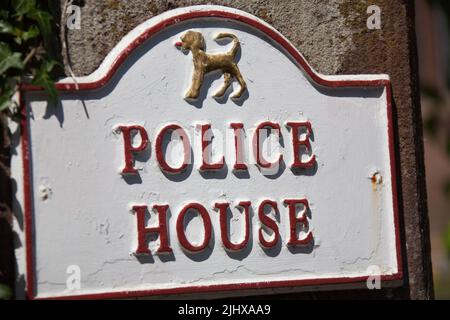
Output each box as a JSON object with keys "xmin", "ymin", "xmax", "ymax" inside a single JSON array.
[
  {"xmin": 197, "ymin": 33, "xmax": 205, "ymax": 50},
  {"xmin": 188, "ymin": 31, "xmax": 205, "ymax": 50}
]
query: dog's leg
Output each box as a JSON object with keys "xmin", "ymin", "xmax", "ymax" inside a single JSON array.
[
  {"xmin": 214, "ymin": 73, "xmax": 232, "ymax": 98},
  {"xmin": 230, "ymin": 65, "xmax": 247, "ymax": 99},
  {"xmin": 186, "ymin": 67, "xmax": 204, "ymax": 99}
]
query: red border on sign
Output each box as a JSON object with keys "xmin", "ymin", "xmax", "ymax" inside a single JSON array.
[{"xmin": 20, "ymin": 8, "xmax": 404, "ymax": 300}]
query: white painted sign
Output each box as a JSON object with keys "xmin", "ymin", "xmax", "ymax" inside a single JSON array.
[{"xmin": 14, "ymin": 6, "xmax": 402, "ymax": 299}]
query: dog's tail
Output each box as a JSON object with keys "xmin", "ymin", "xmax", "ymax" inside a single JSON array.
[{"xmin": 215, "ymin": 32, "xmax": 240, "ymax": 56}]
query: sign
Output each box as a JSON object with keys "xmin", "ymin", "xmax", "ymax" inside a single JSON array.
[{"xmin": 17, "ymin": 5, "xmax": 402, "ymax": 299}]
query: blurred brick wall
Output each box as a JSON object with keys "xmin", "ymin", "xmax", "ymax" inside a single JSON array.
[{"xmin": 415, "ymin": 0, "xmax": 450, "ymax": 298}]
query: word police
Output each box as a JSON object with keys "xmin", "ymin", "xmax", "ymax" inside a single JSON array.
[{"xmin": 117, "ymin": 120, "xmax": 315, "ymax": 174}]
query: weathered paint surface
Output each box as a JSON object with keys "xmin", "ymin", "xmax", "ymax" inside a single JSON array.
[{"xmin": 14, "ymin": 6, "xmax": 401, "ymax": 299}]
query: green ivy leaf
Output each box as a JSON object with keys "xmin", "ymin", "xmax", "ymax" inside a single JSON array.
[
  {"xmin": 0, "ymin": 84, "xmax": 16, "ymax": 112},
  {"xmin": 22, "ymin": 25, "xmax": 40, "ymax": 40},
  {"xmin": 1, "ymin": 3, "xmax": 57, "ymax": 120},
  {"xmin": 0, "ymin": 20, "xmax": 14, "ymax": 34},
  {"xmin": 16, "ymin": 25, "xmax": 40, "ymax": 43},
  {"xmin": 31, "ymin": 59, "xmax": 58, "ymax": 103},
  {"xmin": 0, "ymin": 77, "xmax": 19, "ymax": 112},
  {"xmin": 42, "ymin": 59, "xmax": 58, "ymax": 73},
  {"xmin": 0, "ymin": 96, "xmax": 14, "ymax": 112},
  {"xmin": 10, "ymin": 25, "xmax": 40, "ymax": 45},
  {"xmin": 0, "ymin": 284, "xmax": 12, "ymax": 300},
  {"xmin": 12, "ymin": 0, "xmax": 37, "ymax": 16},
  {"xmin": 26, "ymin": 8, "xmax": 52, "ymax": 48},
  {"xmin": 0, "ymin": 42, "xmax": 24, "ymax": 74}
]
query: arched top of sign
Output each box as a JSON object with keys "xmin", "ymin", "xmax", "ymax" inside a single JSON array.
[{"xmin": 22, "ymin": 5, "xmax": 390, "ymax": 93}]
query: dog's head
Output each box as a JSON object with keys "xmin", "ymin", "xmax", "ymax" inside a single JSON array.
[{"xmin": 175, "ymin": 31, "xmax": 205, "ymax": 51}]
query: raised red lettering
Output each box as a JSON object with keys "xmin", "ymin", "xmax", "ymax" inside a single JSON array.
[
  {"xmin": 284, "ymin": 199, "xmax": 313, "ymax": 246},
  {"xmin": 230, "ymin": 123, "xmax": 248, "ymax": 170},
  {"xmin": 199, "ymin": 123, "xmax": 224, "ymax": 171},
  {"xmin": 176, "ymin": 203, "xmax": 212, "ymax": 252},
  {"xmin": 258, "ymin": 199, "xmax": 280, "ymax": 248},
  {"xmin": 118, "ymin": 125, "xmax": 149, "ymax": 174},
  {"xmin": 155, "ymin": 124, "xmax": 191, "ymax": 174},
  {"xmin": 132, "ymin": 204, "xmax": 172, "ymax": 255},
  {"xmin": 286, "ymin": 121, "xmax": 316, "ymax": 169},
  {"xmin": 254, "ymin": 121, "xmax": 283, "ymax": 169},
  {"xmin": 215, "ymin": 201, "xmax": 251, "ymax": 251}
]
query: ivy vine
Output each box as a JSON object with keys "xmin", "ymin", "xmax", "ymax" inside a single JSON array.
[{"xmin": 0, "ymin": 0, "xmax": 59, "ymax": 118}]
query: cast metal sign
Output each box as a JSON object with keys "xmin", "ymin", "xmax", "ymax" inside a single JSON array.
[{"xmin": 16, "ymin": 5, "xmax": 402, "ymax": 299}]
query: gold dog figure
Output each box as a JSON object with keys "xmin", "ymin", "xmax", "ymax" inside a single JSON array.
[{"xmin": 175, "ymin": 31, "xmax": 247, "ymax": 100}]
